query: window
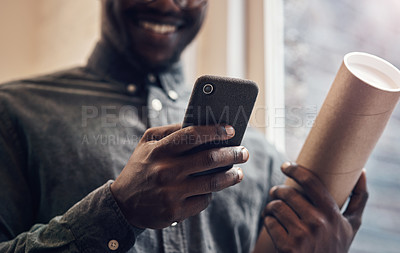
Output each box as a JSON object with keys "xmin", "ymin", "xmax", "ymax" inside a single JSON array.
[{"xmin": 284, "ymin": 0, "xmax": 400, "ymax": 252}]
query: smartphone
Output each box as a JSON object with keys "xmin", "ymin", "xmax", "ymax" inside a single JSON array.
[{"xmin": 182, "ymin": 75, "xmax": 259, "ymax": 175}]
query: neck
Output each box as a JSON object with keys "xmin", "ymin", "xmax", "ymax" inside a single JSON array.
[{"xmin": 86, "ymin": 40, "xmax": 184, "ymax": 86}]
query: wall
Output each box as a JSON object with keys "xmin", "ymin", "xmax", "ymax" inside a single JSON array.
[
  {"xmin": 0, "ymin": 0, "xmax": 100, "ymax": 83},
  {"xmin": 0, "ymin": 0, "xmax": 36, "ymax": 82}
]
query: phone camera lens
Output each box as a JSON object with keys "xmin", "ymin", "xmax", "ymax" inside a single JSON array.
[{"xmin": 203, "ymin": 84, "xmax": 214, "ymax": 94}]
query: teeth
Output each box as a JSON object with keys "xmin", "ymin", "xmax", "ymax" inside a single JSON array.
[{"xmin": 141, "ymin": 21, "xmax": 177, "ymax": 34}]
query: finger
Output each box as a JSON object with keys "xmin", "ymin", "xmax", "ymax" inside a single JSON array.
[
  {"xmin": 270, "ymin": 185, "xmax": 332, "ymax": 237},
  {"xmin": 269, "ymin": 185, "xmax": 315, "ymax": 220},
  {"xmin": 159, "ymin": 125, "xmax": 235, "ymax": 154},
  {"xmin": 182, "ymin": 193, "xmax": 213, "ymax": 219},
  {"xmin": 183, "ymin": 167, "xmax": 244, "ymax": 197},
  {"xmin": 343, "ymin": 170, "xmax": 369, "ymax": 231},
  {"xmin": 141, "ymin": 124, "xmax": 182, "ymax": 142},
  {"xmin": 281, "ymin": 162, "xmax": 339, "ymax": 213},
  {"xmin": 264, "ymin": 200, "xmax": 301, "ymax": 233},
  {"xmin": 180, "ymin": 146, "xmax": 249, "ymax": 175},
  {"xmin": 264, "ymin": 216, "xmax": 288, "ymax": 251}
]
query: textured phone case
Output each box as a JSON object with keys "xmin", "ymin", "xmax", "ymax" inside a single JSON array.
[{"xmin": 183, "ymin": 75, "xmax": 259, "ymax": 175}]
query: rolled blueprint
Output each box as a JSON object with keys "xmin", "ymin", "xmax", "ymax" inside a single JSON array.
[{"xmin": 286, "ymin": 52, "xmax": 400, "ymax": 207}]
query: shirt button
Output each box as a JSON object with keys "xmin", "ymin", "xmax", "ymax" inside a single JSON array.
[
  {"xmin": 126, "ymin": 84, "xmax": 137, "ymax": 94},
  {"xmin": 108, "ymin": 239, "xmax": 119, "ymax": 251},
  {"xmin": 148, "ymin": 73, "xmax": 156, "ymax": 83},
  {"xmin": 152, "ymin": 99, "xmax": 163, "ymax": 111},
  {"xmin": 168, "ymin": 90, "xmax": 179, "ymax": 100}
]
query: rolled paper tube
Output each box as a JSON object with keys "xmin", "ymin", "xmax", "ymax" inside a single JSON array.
[{"xmin": 285, "ymin": 52, "xmax": 400, "ymax": 208}]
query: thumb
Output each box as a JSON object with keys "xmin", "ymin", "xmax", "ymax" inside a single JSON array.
[{"xmin": 343, "ymin": 170, "xmax": 369, "ymax": 231}]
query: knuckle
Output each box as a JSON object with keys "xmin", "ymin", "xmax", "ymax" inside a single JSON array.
[
  {"xmin": 276, "ymin": 187, "xmax": 293, "ymax": 201},
  {"xmin": 199, "ymin": 194, "xmax": 212, "ymax": 211},
  {"xmin": 188, "ymin": 126, "xmax": 200, "ymax": 135},
  {"xmin": 264, "ymin": 216, "xmax": 276, "ymax": 229},
  {"xmin": 147, "ymin": 149, "xmax": 158, "ymax": 161},
  {"xmin": 185, "ymin": 194, "xmax": 213, "ymax": 219},
  {"xmin": 142, "ymin": 128, "xmax": 156, "ymax": 141},
  {"xmin": 155, "ymin": 171, "xmax": 167, "ymax": 186},
  {"xmin": 315, "ymin": 216, "xmax": 328, "ymax": 228},
  {"xmin": 174, "ymin": 128, "xmax": 188, "ymax": 145},
  {"xmin": 154, "ymin": 166, "xmax": 173, "ymax": 186},
  {"xmin": 310, "ymin": 216, "xmax": 328, "ymax": 232},
  {"xmin": 231, "ymin": 148, "xmax": 241, "ymax": 163},
  {"xmin": 185, "ymin": 126, "xmax": 198, "ymax": 137},
  {"xmin": 214, "ymin": 125, "xmax": 225, "ymax": 138},
  {"xmin": 299, "ymin": 174, "xmax": 316, "ymax": 187},
  {"xmin": 204, "ymin": 151, "xmax": 219, "ymax": 168},
  {"xmin": 154, "ymin": 168, "xmax": 169, "ymax": 186},
  {"xmin": 293, "ymin": 227, "xmax": 308, "ymax": 245},
  {"xmin": 208, "ymin": 176, "xmax": 220, "ymax": 192},
  {"xmin": 160, "ymin": 125, "xmax": 177, "ymax": 137},
  {"xmin": 147, "ymin": 142, "xmax": 164, "ymax": 160},
  {"xmin": 226, "ymin": 169, "xmax": 239, "ymax": 184},
  {"xmin": 142, "ymin": 128, "xmax": 152, "ymax": 138},
  {"xmin": 283, "ymin": 163, "xmax": 296, "ymax": 174},
  {"xmin": 327, "ymin": 210, "xmax": 339, "ymax": 223},
  {"xmin": 268, "ymin": 200, "xmax": 285, "ymax": 214}
]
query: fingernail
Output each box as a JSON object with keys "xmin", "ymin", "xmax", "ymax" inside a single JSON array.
[
  {"xmin": 241, "ymin": 147, "xmax": 249, "ymax": 161},
  {"xmin": 281, "ymin": 161, "xmax": 292, "ymax": 170},
  {"xmin": 237, "ymin": 167, "xmax": 244, "ymax": 181},
  {"xmin": 269, "ymin": 185, "xmax": 278, "ymax": 195},
  {"xmin": 225, "ymin": 125, "xmax": 235, "ymax": 137}
]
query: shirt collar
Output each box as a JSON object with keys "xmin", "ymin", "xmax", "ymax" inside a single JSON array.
[{"xmin": 86, "ymin": 41, "xmax": 187, "ymax": 99}]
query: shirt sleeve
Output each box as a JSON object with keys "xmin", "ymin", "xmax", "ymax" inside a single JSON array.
[
  {"xmin": 0, "ymin": 181, "xmax": 144, "ymax": 252},
  {"xmin": 0, "ymin": 102, "xmax": 144, "ymax": 252},
  {"xmin": 62, "ymin": 181, "xmax": 146, "ymax": 252}
]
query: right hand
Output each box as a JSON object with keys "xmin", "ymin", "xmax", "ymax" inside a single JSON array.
[{"xmin": 110, "ymin": 124, "xmax": 249, "ymax": 229}]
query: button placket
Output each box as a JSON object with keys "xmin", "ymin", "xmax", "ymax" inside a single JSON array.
[{"xmin": 162, "ymin": 222, "xmax": 187, "ymax": 253}]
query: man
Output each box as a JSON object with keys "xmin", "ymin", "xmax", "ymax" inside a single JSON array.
[{"xmin": 0, "ymin": 0, "xmax": 368, "ymax": 252}]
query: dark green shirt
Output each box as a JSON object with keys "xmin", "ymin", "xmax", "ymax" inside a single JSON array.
[{"xmin": 0, "ymin": 42, "xmax": 285, "ymax": 252}]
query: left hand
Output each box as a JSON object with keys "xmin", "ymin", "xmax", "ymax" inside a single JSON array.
[{"xmin": 263, "ymin": 162, "xmax": 368, "ymax": 253}]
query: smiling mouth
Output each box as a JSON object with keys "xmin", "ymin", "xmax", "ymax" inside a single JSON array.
[{"xmin": 139, "ymin": 21, "xmax": 178, "ymax": 34}]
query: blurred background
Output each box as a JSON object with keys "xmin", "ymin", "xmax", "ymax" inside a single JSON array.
[
  {"xmin": 284, "ymin": 1, "xmax": 400, "ymax": 252},
  {"xmin": 0, "ymin": 0, "xmax": 399, "ymax": 252}
]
